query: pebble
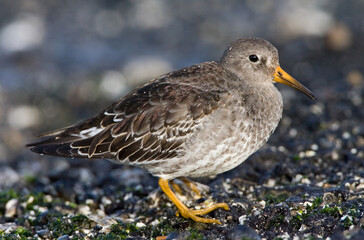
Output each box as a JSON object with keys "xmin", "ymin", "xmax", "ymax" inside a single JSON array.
[
  {"xmin": 326, "ymin": 22, "xmax": 353, "ymax": 51},
  {"xmin": 346, "ymin": 70, "xmax": 364, "ymax": 87},
  {"xmin": 331, "ymin": 150, "xmax": 339, "ymax": 160},
  {"xmin": 265, "ymin": 179, "xmax": 276, "ymax": 187},
  {"xmin": 227, "ymin": 225, "xmax": 261, "ymax": 240},
  {"xmin": 342, "ymin": 132, "xmax": 351, "ymax": 139},
  {"xmin": 111, "ymin": 168, "xmax": 151, "ymax": 186},
  {"xmin": 0, "ymin": 222, "xmax": 19, "ymax": 231},
  {"xmin": 350, "ymin": 148, "xmax": 357, "ymax": 154},
  {"xmin": 1, "ymin": 2, "xmax": 364, "ymax": 240},
  {"xmin": 100, "ymin": 70, "xmax": 128, "ymax": 99},
  {"xmin": 239, "ymin": 215, "xmax": 248, "ymax": 225},
  {"xmin": 301, "ymin": 178, "xmax": 311, "ymax": 184},
  {"xmin": 36, "ymin": 229, "xmax": 51, "ymax": 239},
  {"xmin": 7, "ymin": 105, "xmax": 41, "ymax": 129},
  {"xmin": 78, "ymin": 205, "xmax": 92, "ymax": 215},
  {"xmin": 122, "ymin": 57, "xmax": 172, "ymax": 86},
  {"xmin": 101, "ymin": 196, "xmax": 112, "ymax": 206},
  {"xmin": 78, "ymin": 168, "xmax": 95, "ymax": 184},
  {"xmin": 165, "ymin": 231, "xmax": 195, "ymax": 240},
  {"xmin": 305, "ymin": 150, "xmax": 316, "ymax": 157},
  {"xmin": 323, "ymin": 192, "xmax": 338, "ymax": 204},
  {"xmin": 0, "ymin": 166, "xmax": 20, "ymax": 188},
  {"xmin": 136, "ymin": 222, "xmax": 146, "ymax": 228},
  {"xmin": 57, "ymin": 235, "xmax": 69, "ymax": 240},
  {"xmin": 0, "ymin": 15, "xmax": 45, "ymax": 53},
  {"xmin": 5, "ymin": 199, "xmax": 18, "ymax": 218}
]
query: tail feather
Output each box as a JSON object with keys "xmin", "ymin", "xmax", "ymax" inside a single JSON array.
[
  {"xmin": 26, "ymin": 134, "xmax": 86, "ymax": 158},
  {"xmin": 26, "ymin": 125, "xmax": 114, "ymax": 159},
  {"xmin": 26, "ymin": 121, "xmax": 85, "ymax": 157},
  {"xmin": 26, "ymin": 113, "xmax": 109, "ymax": 159},
  {"xmin": 35, "ymin": 126, "xmax": 72, "ymax": 138},
  {"xmin": 29, "ymin": 142, "xmax": 74, "ymax": 157}
]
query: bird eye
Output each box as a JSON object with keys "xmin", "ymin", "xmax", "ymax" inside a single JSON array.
[{"xmin": 249, "ymin": 54, "xmax": 259, "ymax": 63}]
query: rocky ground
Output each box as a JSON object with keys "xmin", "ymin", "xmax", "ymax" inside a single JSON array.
[{"xmin": 0, "ymin": 0, "xmax": 364, "ymax": 239}]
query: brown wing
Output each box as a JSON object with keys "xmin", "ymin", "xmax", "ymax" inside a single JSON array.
[{"xmin": 27, "ymin": 62, "xmax": 231, "ymax": 164}]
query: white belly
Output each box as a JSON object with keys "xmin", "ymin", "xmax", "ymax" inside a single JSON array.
[
  {"xmin": 148, "ymin": 89, "xmax": 283, "ymax": 179},
  {"xmin": 181, "ymin": 110, "xmax": 279, "ymax": 177}
]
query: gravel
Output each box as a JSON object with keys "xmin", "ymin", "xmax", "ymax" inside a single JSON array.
[{"xmin": 0, "ymin": 0, "xmax": 363, "ymax": 239}]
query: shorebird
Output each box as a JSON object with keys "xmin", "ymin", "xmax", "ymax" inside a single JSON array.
[{"xmin": 27, "ymin": 38, "xmax": 316, "ymax": 224}]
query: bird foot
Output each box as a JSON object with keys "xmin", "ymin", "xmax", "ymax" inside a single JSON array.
[
  {"xmin": 159, "ymin": 178, "xmax": 229, "ymax": 224},
  {"xmin": 175, "ymin": 203, "xmax": 229, "ymax": 224},
  {"xmin": 171, "ymin": 177, "xmax": 204, "ymax": 199}
]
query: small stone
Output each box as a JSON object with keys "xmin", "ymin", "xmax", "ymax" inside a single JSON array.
[
  {"xmin": 301, "ymin": 178, "xmax": 311, "ymax": 184},
  {"xmin": 78, "ymin": 168, "xmax": 95, "ymax": 184},
  {"xmin": 165, "ymin": 232, "xmax": 180, "ymax": 240},
  {"xmin": 27, "ymin": 196, "xmax": 35, "ymax": 205},
  {"xmin": 289, "ymin": 128, "xmax": 297, "ymax": 137},
  {"xmin": 311, "ymin": 144, "xmax": 318, "ymax": 151},
  {"xmin": 346, "ymin": 228, "xmax": 364, "ymax": 240},
  {"xmin": 36, "ymin": 229, "xmax": 51, "ymax": 239},
  {"xmin": 239, "ymin": 215, "xmax": 248, "ymax": 225},
  {"xmin": 266, "ymin": 179, "xmax": 276, "ymax": 187},
  {"xmin": 170, "ymin": 231, "xmax": 192, "ymax": 240},
  {"xmin": 323, "ymin": 192, "xmax": 338, "ymax": 204},
  {"xmin": 342, "ymin": 132, "xmax": 351, "ymax": 139},
  {"xmin": 101, "ymin": 196, "xmax": 112, "ymax": 205},
  {"xmin": 78, "ymin": 205, "xmax": 92, "ymax": 215},
  {"xmin": 5, "ymin": 198, "xmax": 18, "ymax": 218},
  {"xmin": 122, "ymin": 57, "xmax": 172, "ymax": 86},
  {"xmin": 57, "ymin": 235, "xmax": 69, "ymax": 240},
  {"xmin": 136, "ymin": 222, "xmax": 146, "ymax": 228},
  {"xmin": 331, "ymin": 150, "xmax": 339, "ymax": 160},
  {"xmin": 350, "ymin": 148, "xmax": 357, "ymax": 154},
  {"xmin": 0, "ymin": 222, "xmax": 20, "ymax": 232},
  {"xmin": 100, "ymin": 70, "xmax": 128, "ymax": 99},
  {"xmin": 346, "ymin": 70, "xmax": 363, "ymax": 87},
  {"xmin": 293, "ymin": 174, "xmax": 303, "ymax": 183},
  {"xmin": 305, "ymin": 150, "xmax": 316, "ymax": 157},
  {"xmin": 111, "ymin": 168, "xmax": 151, "ymax": 186},
  {"xmin": 0, "ymin": 166, "xmax": 20, "ymax": 188},
  {"xmin": 227, "ymin": 225, "xmax": 261, "ymax": 240},
  {"xmin": 326, "ymin": 22, "xmax": 353, "ymax": 51},
  {"xmin": 7, "ymin": 105, "xmax": 41, "ymax": 130}
]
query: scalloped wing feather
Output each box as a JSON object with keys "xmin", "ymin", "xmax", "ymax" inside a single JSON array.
[{"xmin": 27, "ymin": 62, "xmax": 231, "ymax": 164}]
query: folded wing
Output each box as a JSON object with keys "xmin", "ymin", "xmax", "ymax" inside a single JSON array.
[{"xmin": 27, "ymin": 62, "xmax": 230, "ymax": 164}]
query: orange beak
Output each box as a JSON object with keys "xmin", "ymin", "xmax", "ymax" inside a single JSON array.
[{"xmin": 274, "ymin": 66, "xmax": 316, "ymax": 100}]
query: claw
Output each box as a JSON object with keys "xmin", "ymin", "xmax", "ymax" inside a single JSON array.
[{"xmin": 159, "ymin": 178, "xmax": 229, "ymax": 224}]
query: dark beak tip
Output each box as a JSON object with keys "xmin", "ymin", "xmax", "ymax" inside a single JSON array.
[{"xmin": 308, "ymin": 93, "xmax": 317, "ymax": 101}]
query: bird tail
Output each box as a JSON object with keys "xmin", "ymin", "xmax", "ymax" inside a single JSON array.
[{"xmin": 26, "ymin": 127, "xmax": 86, "ymax": 158}]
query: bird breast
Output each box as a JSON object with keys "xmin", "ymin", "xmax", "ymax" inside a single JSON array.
[{"xmin": 148, "ymin": 84, "xmax": 283, "ymax": 179}]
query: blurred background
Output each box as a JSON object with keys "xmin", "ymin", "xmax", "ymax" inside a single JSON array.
[{"xmin": 0, "ymin": 0, "xmax": 363, "ymax": 190}]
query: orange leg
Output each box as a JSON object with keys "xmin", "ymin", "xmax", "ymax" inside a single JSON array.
[
  {"xmin": 176, "ymin": 203, "xmax": 230, "ymax": 216},
  {"xmin": 171, "ymin": 181, "xmax": 183, "ymax": 195},
  {"xmin": 180, "ymin": 177, "xmax": 202, "ymax": 198},
  {"xmin": 158, "ymin": 178, "xmax": 229, "ymax": 224}
]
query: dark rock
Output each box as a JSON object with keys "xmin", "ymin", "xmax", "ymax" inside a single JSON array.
[
  {"xmin": 349, "ymin": 228, "xmax": 364, "ymax": 240},
  {"xmin": 36, "ymin": 229, "xmax": 51, "ymax": 239},
  {"xmin": 249, "ymin": 203, "xmax": 292, "ymax": 236},
  {"xmin": 1, "ymin": 1, "xmax": 364, "ymax": 240},
  {"xmin": 165, "ymin": 232, "xmax": 180, "ymax": 240},
  {"xmin": 57, "ymin": 235, "xmax": 69, "ymax": 240},
  {"xmin": 0, "ymin": 166, "xmax": 20, "ymax": 188},
  {"xmin": 5, "ymin": 198, "xmax": 18, "ymax": 218},
  {"xmin": 227, "ymin": 225, "xmax": 260, "ymax": 240},
  {"xmin": 165, "ymin": 231, "xmax": 192, "ymax": 240}
]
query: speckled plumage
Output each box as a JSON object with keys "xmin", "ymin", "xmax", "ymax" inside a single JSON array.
[
  {"xmin": 27, "ymin": 38, "xmax": 316, "ymax": 224},
  {"xmin": 28, "ymin": 38, "xmax": 286, "ymax": 180}
]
